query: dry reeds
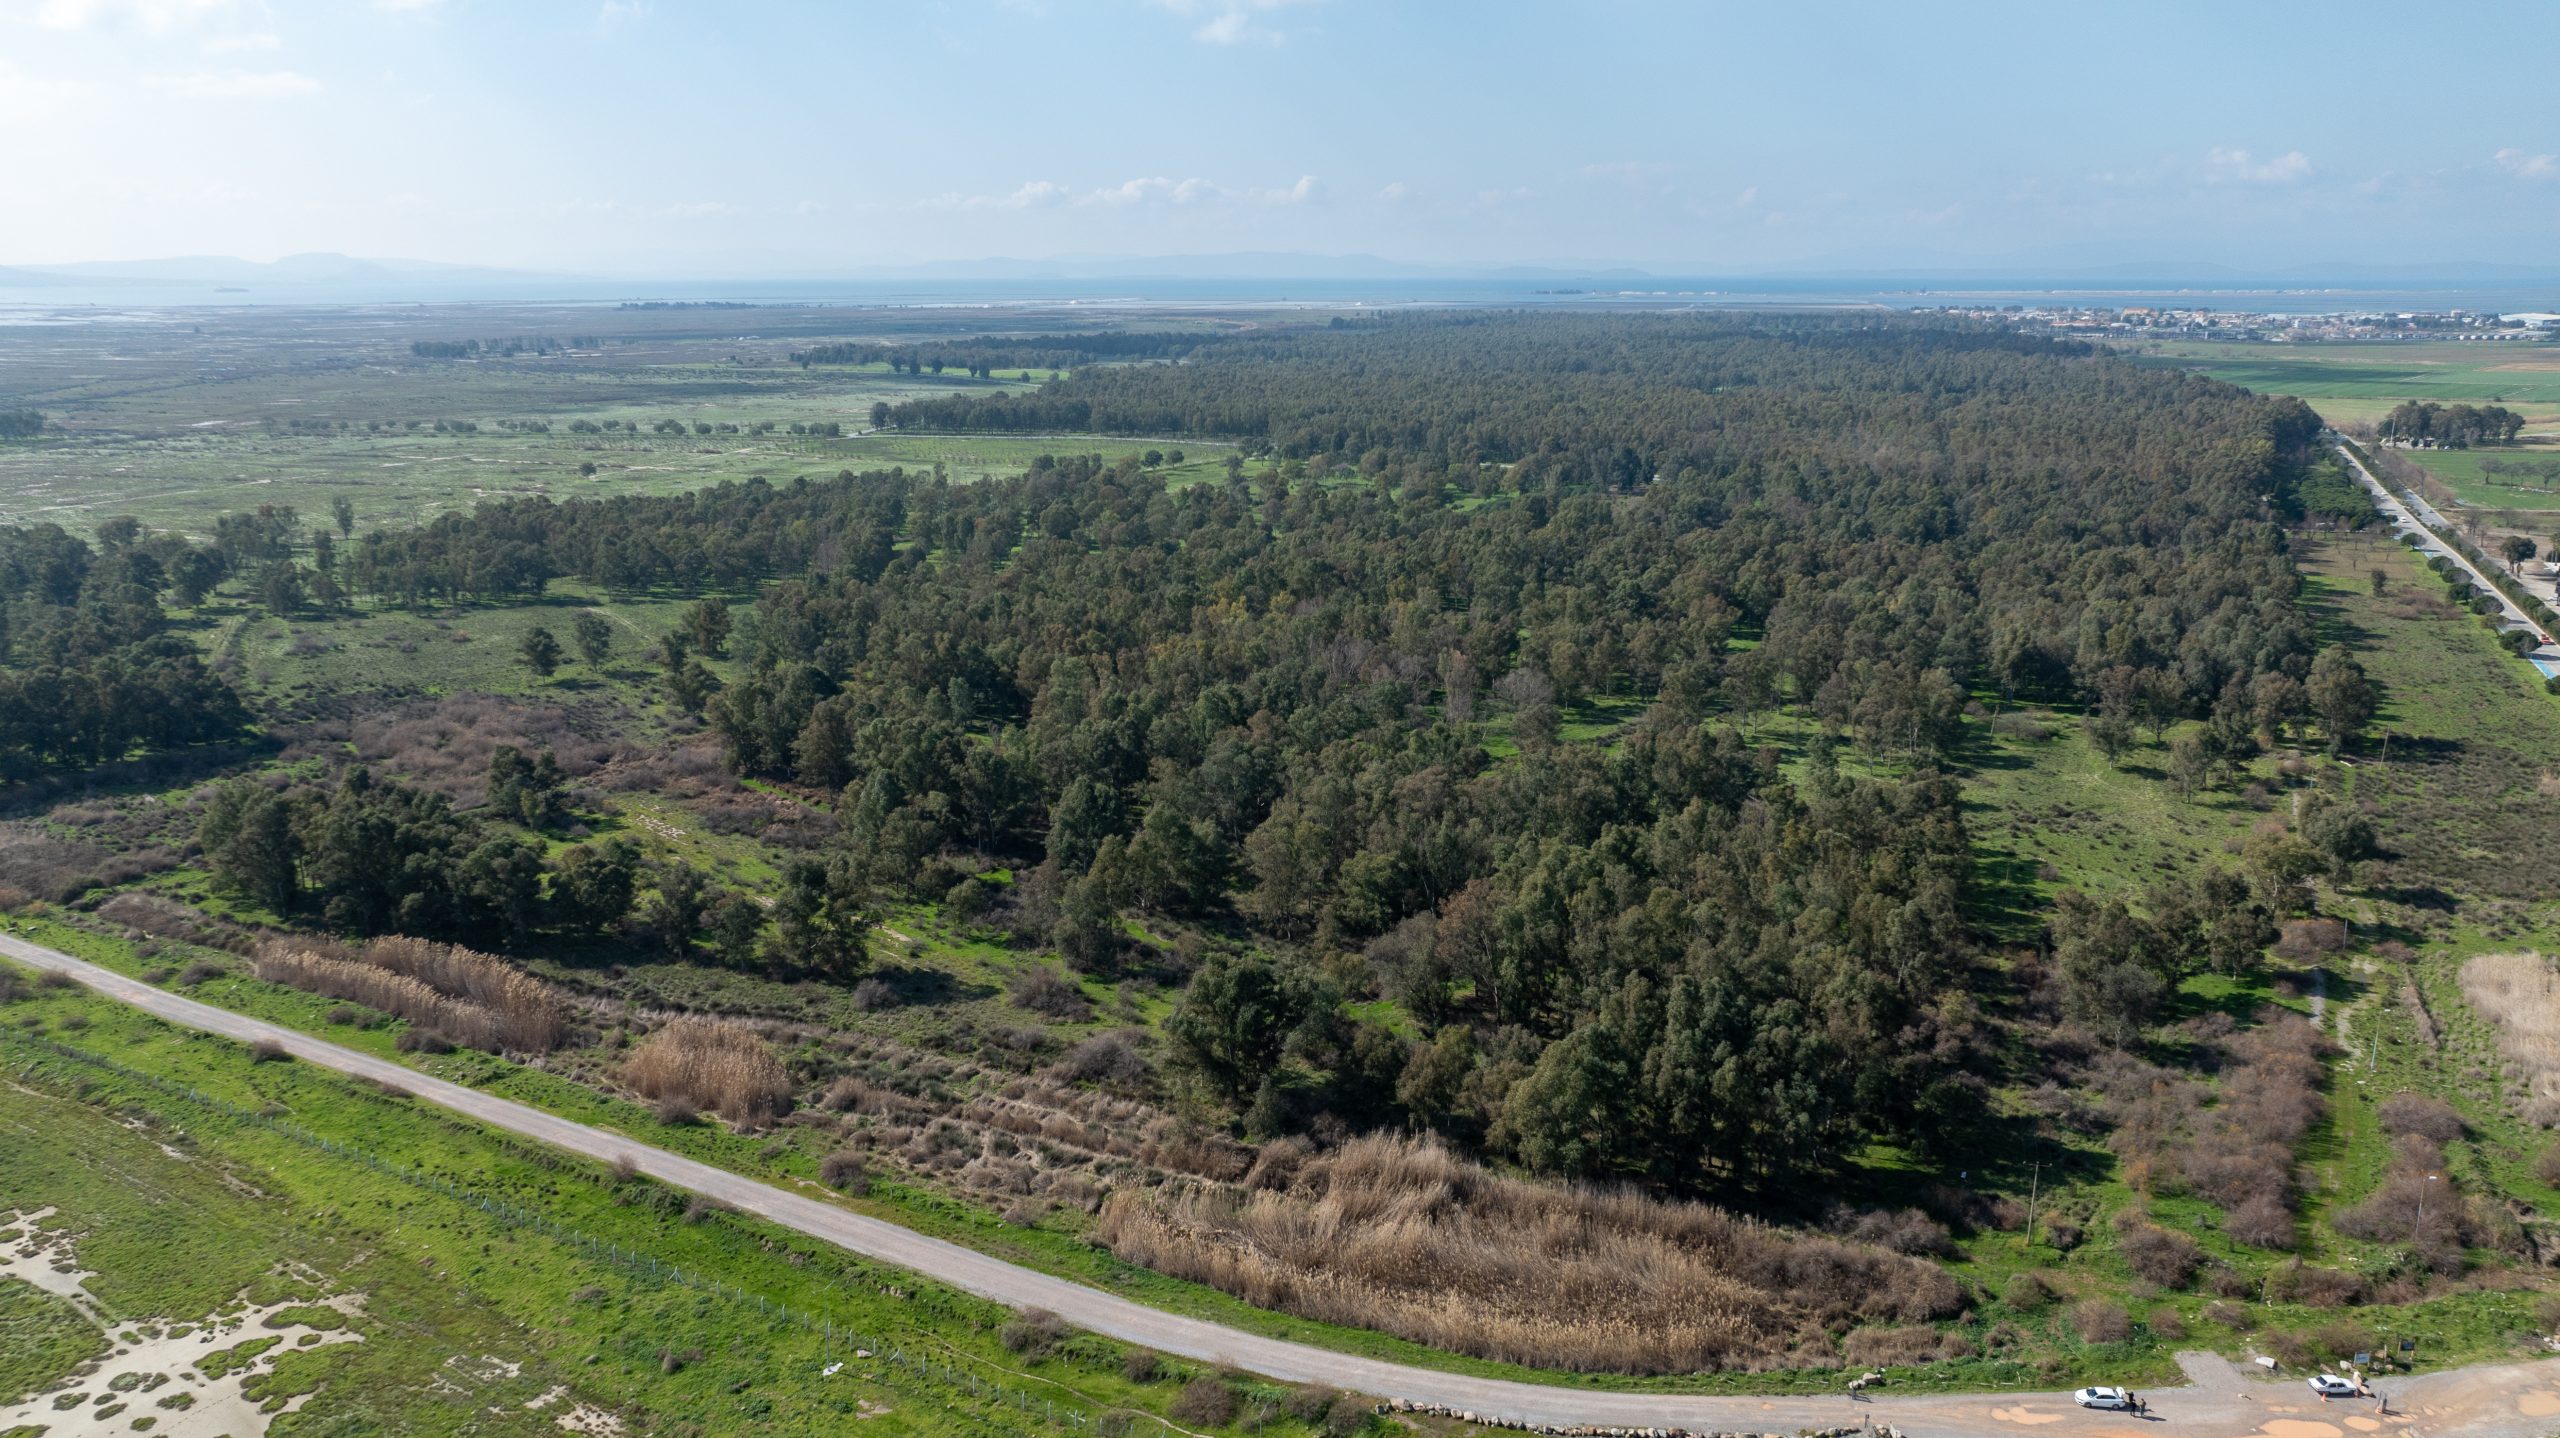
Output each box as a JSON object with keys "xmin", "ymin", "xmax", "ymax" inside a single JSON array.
[
  {"xmin": 252, "ymin": 936, "xmax": 566, "ymax": 1054},
  {"xmin": 1090, "ymin": 1133, "xmax": 1958, "ymax": 1375},
  {"xmin": 623, "ymin": 1017, "xmax": 793, "ymax": 1128},
  {"xmin": 2460, "ymin": 952, "xmax": 2560, "ymax": 1125}
]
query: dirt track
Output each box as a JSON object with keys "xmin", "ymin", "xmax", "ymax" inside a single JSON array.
[{"xmin": 9, "ymin": 929, "xmax": 2560, "ymax": 1437}]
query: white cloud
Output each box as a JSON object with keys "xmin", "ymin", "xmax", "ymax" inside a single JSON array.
[
  {"xmin": 1248, "ymin": 174, "xmax": 1318, "ymax": 205},
  {"xmin": 33, "ymin": 0, "xmax": 231, "ymax": 33},
  {"xmin": 145, "ymin": 69, "xmax": 320, "ymax": 98},
  {"xmin": 1153, "ymin": 0, "xmax": 1317, "ymax": 47},
  {"xmin": 1006, "ymin": 179, "xmax": 1069, "ymax": 207},
  {"xmin": 0, "ymin": 57, "xmax": 90, "ymax": 118},
  {"xmin": 1735, "ymin": 185, "xmax": 1758, "ymax": 207},
  {"xmin": 2495, "ymin": 147, "xmax": 2558, "ymax": 180},
  {"xmin": 595, "ymin": 0, "xmax": 646, "ymax": 32},
  {"xmin": 1378, "ymin": 180, "xmax": 1409, "ymax": 202},
  {"xmin": 663, "ymin": 200, "xmax": 734, "ymax": 219},
  {"xmin": 2205, "ymin": 146, "xmax": 2311, "ymax": 184}
]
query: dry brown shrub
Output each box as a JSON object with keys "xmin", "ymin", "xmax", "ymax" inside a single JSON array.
[
  {"xmin": 2070, "ymin": 1300, "xmax": 2131, "ymax": 1343},
  {"xmin": 2264, "ymin": 1261, "xmax": 2368, "ymax": 1308},
  {"xmin": 2225, "ymin": 1193, "xmax": 2298, "ymax": 1250},
  {"xmin": 2376, "ymin": 1092, "xmax": 2466, "ymax": 1144},
  {"xmin": 1842, "ymin": 1326, "xmax": 1941, "ymax": 1367},
  {"xmin": 2118, "ymin": 1225, "xmax": 2204, "ymax": 1289},
  {"xmin": 252, "ymin": 937, "xmax": 565, "ymax": 1054},
  {"xmin": 1169, "ymin": 1377, "xmax": 1236, "ymax": 1427},
  {"xmin": 2274, "ymin": 918, "xmax": 2348, "ymax": 960},
  {"xmin": 2460, "ymin": 953, "xmax": 2560, "ymax": 1124},
  {"xmin": 1091, "ymin": 1133, "xmax": 1961, "ymax": 1375},
  {"xmin": 2204, "ymin": 1299, "xmax": 2253, "ymax": 1330},
  {"xmin": 624, "ymin": 1017, "xmax": 793, "ymax": 1128}
]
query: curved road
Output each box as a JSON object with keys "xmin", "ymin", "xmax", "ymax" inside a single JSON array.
[{"xmin": 8, "ymin": 930, "xmax": 2560, "ymax": 1438}]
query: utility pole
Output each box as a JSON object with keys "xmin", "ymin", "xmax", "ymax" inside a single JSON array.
[{"xmin": 2025, "ymin": 1161, "xmax": 2042, "ymax": 1249}]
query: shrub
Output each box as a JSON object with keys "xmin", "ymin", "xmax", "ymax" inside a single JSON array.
[
  {"xmin": 850, "ymin": 977, "xmax": 897, "ymax": 1011},
  {"xmin": 1008, "ymin": 965, "xmax": 1094, "ymax": 1021},
  {"xmin": 999, "ymin": 1309, "xmax": 1066, "ymax": 1358},
  {"xmin": 175, "ymin": 961, "xmax": 220, "ymax": 986},
  {"xmin": 247, "ymin": 1036, "xmax": 287, "ymax": 1063},
  {"xmin": 2071, "ymin": 1300, "xmax": 2132, "ymax": 1344},
  {"xmin": 1120, "ymin": 1350, "xmax": 1160, "ymax": 1384},
  {"xmin": 819, "ymin": 1150, "xmax": 869, "ymax": 1193},
  {"xmin": 2226, "ymin": 1193, "xmax": 2298, "ymax": 1250},
  {"xmin": 2536, "ymin": 1144, "xmax": 2560, "ymax": 1187},
  {"xmin": 1841, "ymin": 1207, "xmax": 1956, "ymax": 1257},
  {"xmin": 1323, "ymin": 1392, "xmax": 1376, "ymax": 1437},
  {"xmin": 395, "ymin": 1027, "xmax": 453, "ymax": 1054},
  {"xmin": 2147, "ymin": 1306, "xmax": 2188, "ymax": 1341},
  {"xmin": 623, "ymin": 1017, "xmax": 793, "ymax": 1127},
  {"xmin": 1049, "ymin": 1032, "xmax": 1149, "ymax": 1086},
  {"xmin": 0, "ymin": 970, "xmax": 23, "ymax": 1004},
  {"xmin": 654, "ymin": 1094, "xmax": 699, "ymax": 1126},
  {"xmin": 1286, "ymin": 1385, "xmax": 1340, "ymax": 1422},
  {"xmin": 2274, "ymin": 918, "xmax": 2348, "ymax": 960},
  {"xmin": 2376, "ymin": 1092, "xmax": 2465, "ymax": 1144},
  {"xmin": 2205, "ymin": 1300, "xmax": 2254, "ymax": 1330},
  {"xmin": 2118, "ymin": 1225, "xmax": 2204, "ymax": 1289},
  {"xmin": 2000, "ymin": 1272, "xmax": 2054, "ymax": 1311},
  {"xmin": 1169, "ymin": 1377, "xmax": 1237, "ymax": 1427}
]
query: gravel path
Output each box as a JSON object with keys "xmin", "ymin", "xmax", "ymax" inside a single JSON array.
[{"xmin": 11, "ymin": 928, "xmax": 2560, "ymax": 1436}]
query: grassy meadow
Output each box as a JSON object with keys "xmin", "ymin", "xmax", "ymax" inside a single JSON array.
[{"xmin": 2129, "ymin": 338, "xmax": 2560, "ymax": 431}]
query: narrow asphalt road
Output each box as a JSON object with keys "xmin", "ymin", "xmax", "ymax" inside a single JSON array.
[
  {"xmin": 2335, "ymin": 440, "xmax": 2558, "ymax": 666},
  {"xmin": 10, "ymin": 929, "xmax": 2560, "ymax": 1437}
]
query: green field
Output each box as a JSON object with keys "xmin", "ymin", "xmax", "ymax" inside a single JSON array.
[
  {"xmin": 2130, "ymin": 338, "xmax": 2560, "ymax": 430},
  {"xmin": 2385, "ymin": 446, "xmax": 2560, "ymax": 514},
  {"xmin": 0, "ymin": 304, "xmax": 1236, "ymax": 536},
  {"xmin": 0, "ymin": 973, "xmax": 1328, "ymax": 1436}
]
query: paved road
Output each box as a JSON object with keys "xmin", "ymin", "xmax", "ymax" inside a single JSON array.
[
  {"xmin": 13, "ymin": 930, "xmax": 2560, "ymax": 1437},
  {"xmin": 2335, "ymin": 441, "xmax": 2560, "ymax": 675}
]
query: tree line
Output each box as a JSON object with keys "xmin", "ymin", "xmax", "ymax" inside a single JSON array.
[{"xmin": 2377, "ymin": 400, "xmax": 2526, "ymax": 447}]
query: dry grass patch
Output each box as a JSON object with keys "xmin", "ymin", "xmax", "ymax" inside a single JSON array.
[
  {"xmin": 254, "ymin": 936, "xmax": 567, "ymax": 1053},
  {"xmin": 1091, "ymin": 1133, "xmax": 1959, "ymax": 1375},
  {"xmin": 2460, "ymin": 951, "xmax": 2560, "ymax": 1124},
  {"xmin": 624, "ymin": 1017, "xmax": 793, "ymax": 1128}
]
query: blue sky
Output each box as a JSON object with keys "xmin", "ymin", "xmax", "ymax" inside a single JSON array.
[{"xmin": 6, "ymin": 0, "xmax": 2560, "ymax": 274}]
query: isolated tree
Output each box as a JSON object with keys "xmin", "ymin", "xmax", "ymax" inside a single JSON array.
[
  {"xmin": 682, "ymin": 597, "xmax": 731, "ymax": 658},
  {"xmin": 2369, "ymin": 567, "xmax": 2388, "ymax": 597},
  {"xmin": 330, "ymin": 495, "xmax": 355, "ymax": 537},
  {"xmin": 571, "ymin": 610, "xmax": 614, "ymax": 669},
  {"xmin": 1166, "ymin": 952, "xmax": 1312, "ymax": 1106},
  {"xmin": 764, "ymin": 854, "xmax": 869, "ymax": 977},
  {"xmin": 518, "ymin": 625, "xmax": 564, "ymax": 678},
  {"xmin": 2306, "ymin": 648, "xmax": 2377, "ymax": 753},
  {"xmin": 2504, "ymin": 534, "xmax": 2538, "ymax": 573}
]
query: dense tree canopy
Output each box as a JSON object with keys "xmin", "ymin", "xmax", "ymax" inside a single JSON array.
[{"xmin": 322, "ymin": 315, "xmax": 2339, "ymax": 1190}]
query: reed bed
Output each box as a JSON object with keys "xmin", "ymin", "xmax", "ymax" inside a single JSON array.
[
  {"xmin": 1091, "ymin": 1134, "xmax": 1959, "ymax": 1374},
  {"xmin": 254, "ymin": 936, "xmax": 567, "ymax": 1055},
  {"xmin": 622, "ymin": 1016, "xmax": 794, "ymax": 1128}
]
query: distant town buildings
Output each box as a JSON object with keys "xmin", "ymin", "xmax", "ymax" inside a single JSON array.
[{"xmin": 1919, "ymin": 303, "xmax": 2560, "ymax": 343}]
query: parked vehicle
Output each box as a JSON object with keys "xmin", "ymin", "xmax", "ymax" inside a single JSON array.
[
  {"xmin": 2074, "ymin": 1387, "xmax": 2134, "ymax": 1410},
  {"xmin": 2309, "ymin": 1374, "xmax": 2361, "ymax": 1398}
]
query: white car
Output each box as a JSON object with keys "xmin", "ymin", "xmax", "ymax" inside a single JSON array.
[
  {"xmin": 2073, "ymin": 1386, "xmax": 2134, "ymax": 1410},
  {"xmin": 2308, "ymin": 1374, "xmax": 2361, "ymax": 1398}
]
